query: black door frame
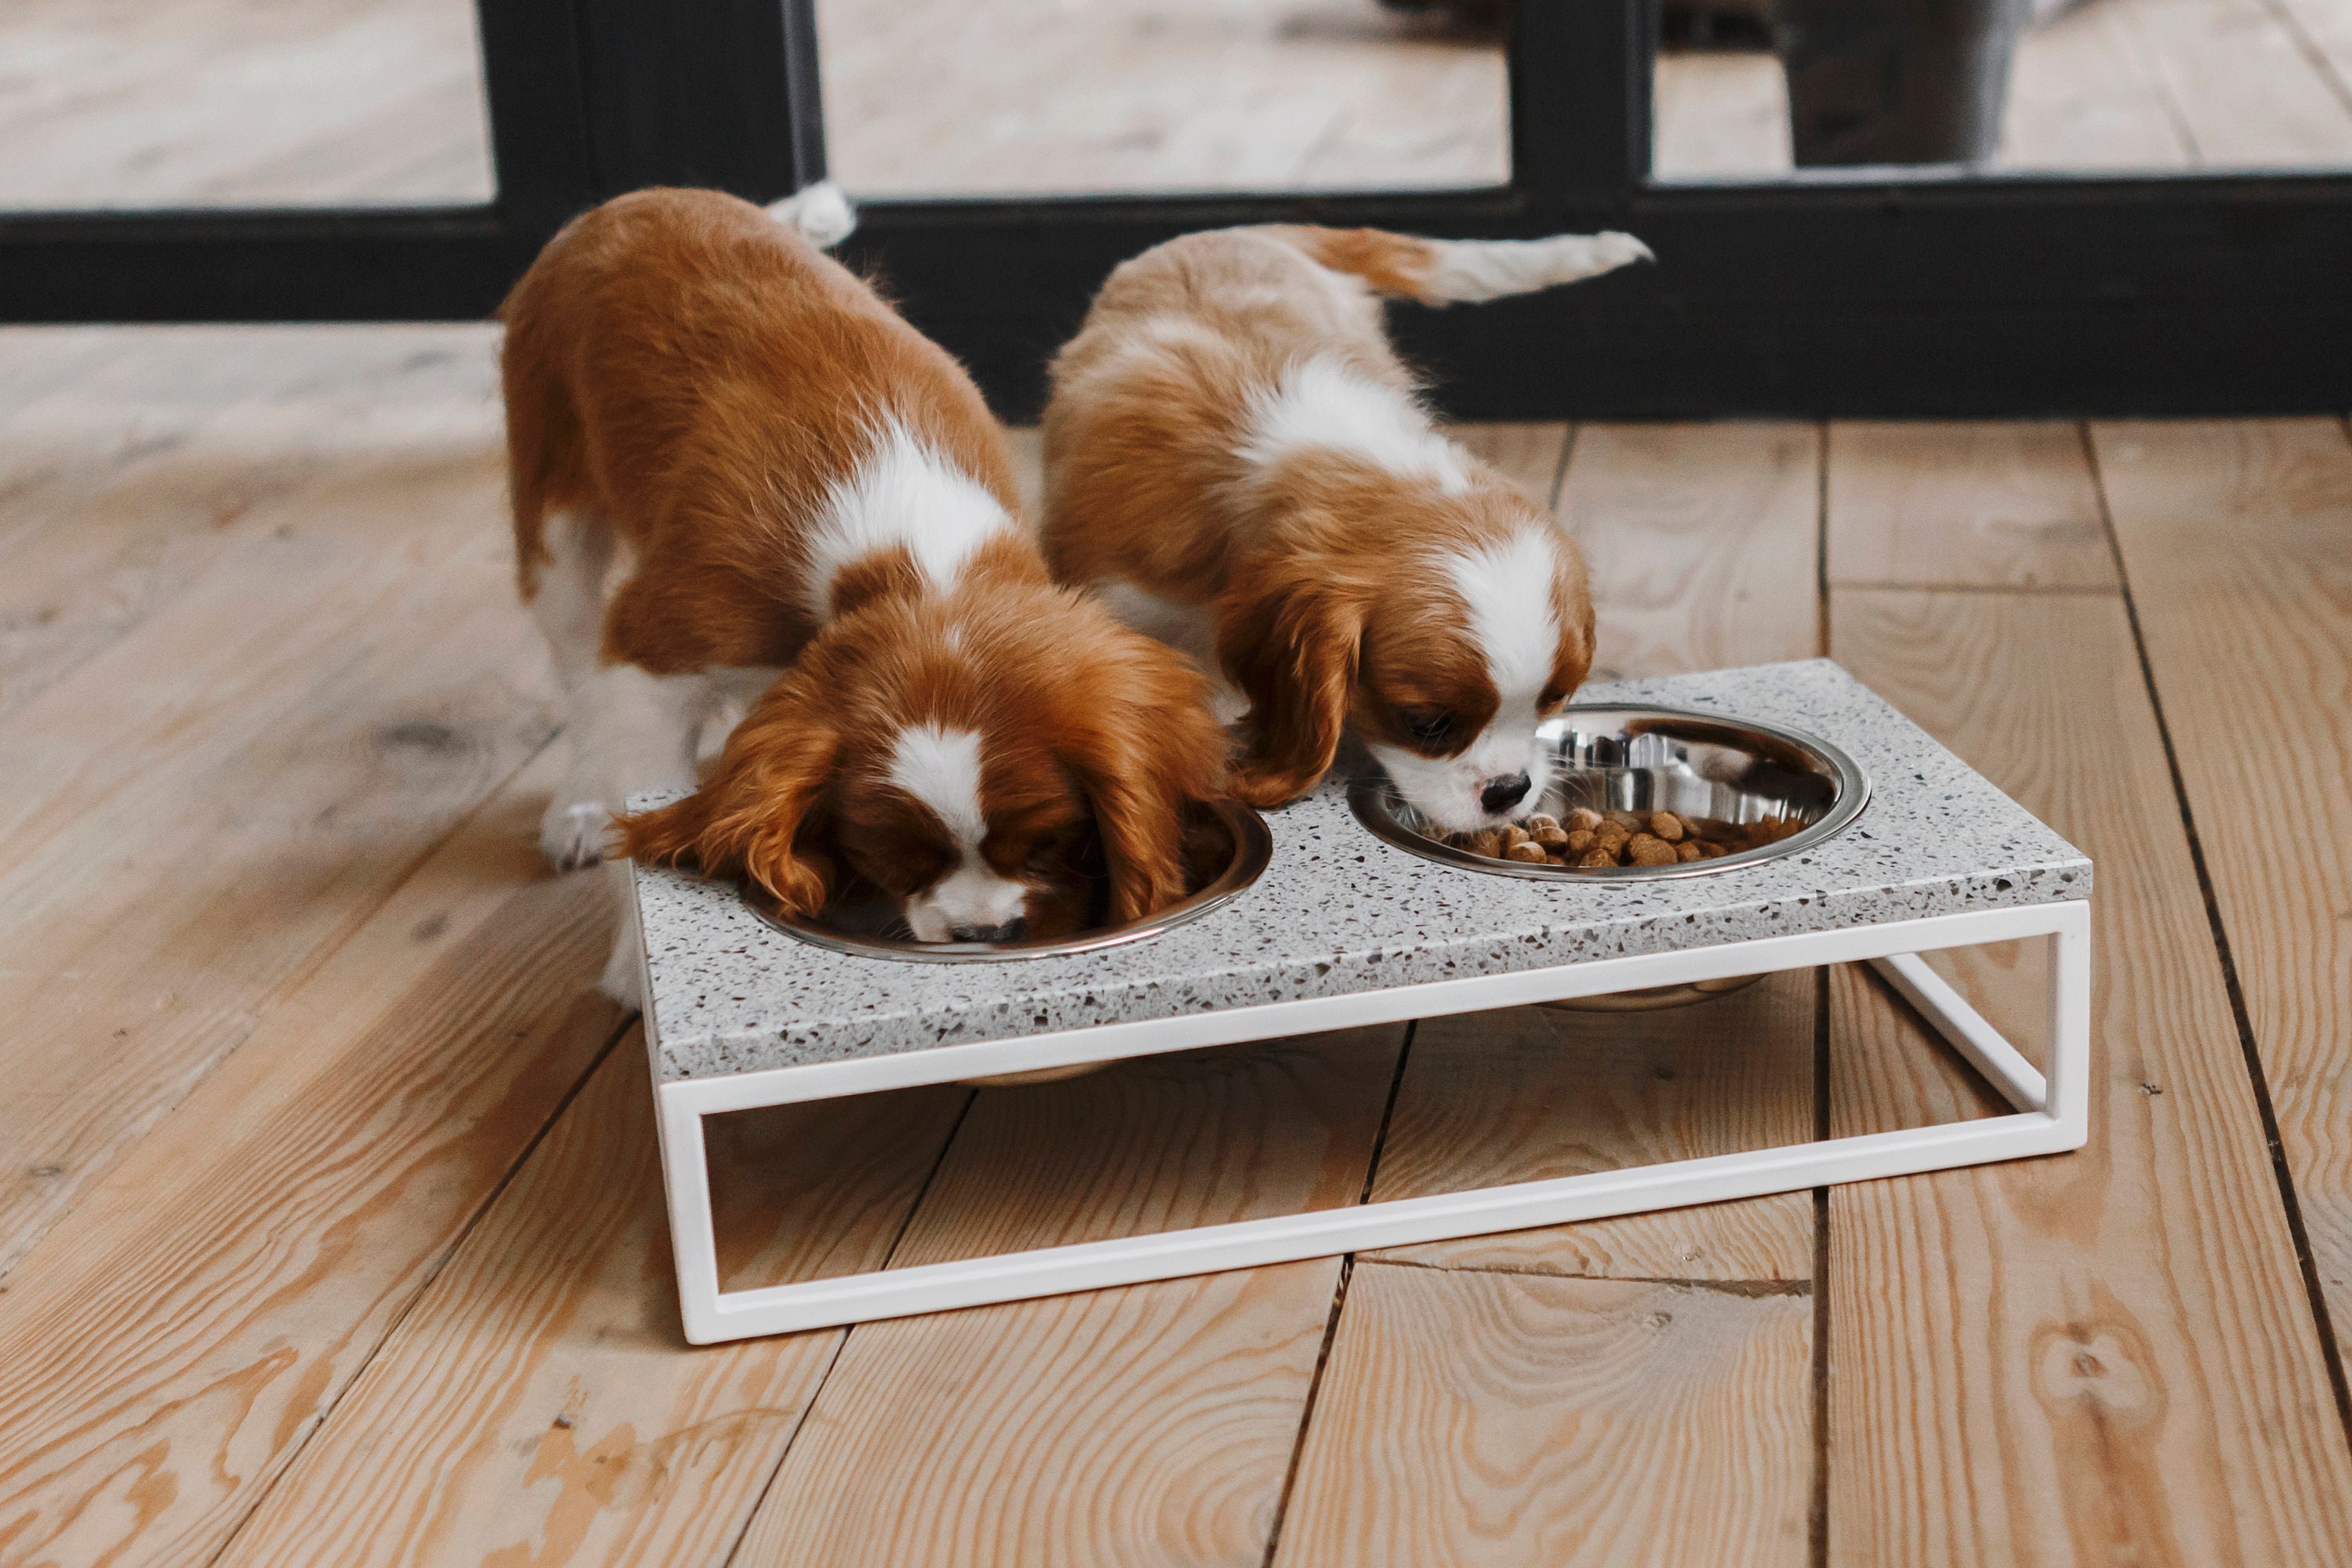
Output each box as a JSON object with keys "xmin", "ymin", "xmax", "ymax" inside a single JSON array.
[{"xmin": 2, "ymin": 0, "xmax": 2346, "ymax": 419}]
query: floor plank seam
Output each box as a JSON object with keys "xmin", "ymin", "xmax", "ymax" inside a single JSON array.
[
  {"xmin": 1859, "ymin": 962, "xmax": 2013, "ymax": 1112},
  {"xmin": 717, "ymin": 1086, "xmax": 982, "ymax": 1567},
  {"xmin": 0, "ymin": 727, "xmax": 562, "ymax": 1290},
  {"xmin": 1360, "ymin": 1256, "xmax": 1813, "ymax": 1295},
  {"xmin": 1809, "ymin": 964, "xmax": 1831, "ymax": 1568},
  {"xmin": 1258, "ymin": 1254, "xmax": 1354, "ymax": 1568},
  {"xmin": 873, "ymin": 1086, "xmax": 981, "ymax": 1274},
  {"xmin": 716, "ymin": 1325, "xmax": 856, "ymax": 1568},
  {"xmin": 2111, "ymin": 6, "xmax": 2205, "ymax": 162},
  {"xmin": 2256, "ymin": 0, "xmax": 2352, "ymax": 116},
  {"xmin": 198, "ymin": 1004, "xmax": 640, "ymax": 1568},
  {"xmin": 1353, "ymin": 1022, "xmax": 1418, "ymax": 1214},
  {"xmin": 1545, "ymin": 422, "xmax": 1577, "ymax": 513},
  {"xmin": 1256, "ymin": 1022, "xmax": 1418, "ymax": 1568},
  {"xmin": 2085, "ymin": 423, "xmax": 2352, "ymax": 1457}
]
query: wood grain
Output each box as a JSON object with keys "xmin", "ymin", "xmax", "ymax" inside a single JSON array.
[
  {"xmin": 711, "ymin": 1087, "xmax": 973, "ymax": 1293},
  {"xmin": 0, "ymin": 325, "xmax": 501, "ymax": 719},
  {"xmin": 0, "ymin": 579, "xmax": 554, "ymax": 1275},
  {"xmin": 1653, "ymin": 50, "xmax": 1791, "ymax": 180},
  {"xmin": 1648, "ymin": 0, "xmax": 2348, "ymax": 181},
  {"xmin": 1002, "ymin": 425, "xmax": 1046, "ymax": 517},
  {"xmin": 0, "ymin": 749, "xmax": 622, "ymax": 1568},
  {"xmin": 0, "ymin": 0, "xmax": 493, "ymax": 209},
  {"xmin": 1820, "ymin": 421, "xmax": 2103, "ymax": 1058},
  {"xmin": 216, "ymin": 1048, "xmax": 968, "ymax": 1568},
  {"xmin": 2093, "ymin": 418, "xmax": 2352, "ymax": 1333},
  {"xmin": 1824, "ymin": 587, "xmax": 2352, "ymax": 1566},
  {"xmin": 1363, "ymin": 419, "xmax": 1822, "ymax": 1280},
  {"xmin": 1288, "ymin": 422, "xmax": 1824, "ymax": 1559},
  {"xmin": 2274, "ymin": 0, "xmax": 2352, "ymax": 101},
  {"xmin": 1559, "ymin": 421, "xmax": 1822, "ymax": 682},
  {"xmin": 0, "ymin": 358, "xmax": 550, "ymax": 1274},
  {"xmin": 1826, "ymin": 421, "xmax": 2118, "ymax": 590},
  {"xmin": 2001, "ymin": 0, "xmax": 2194, "ymax": 169},
  {"xmin": 815, "ymin": 0, "xmax": 1508, "ymax": 198},
  {"xmin": 13, "ymin": 0, "xmax": 2347, "ymax": 220},
  {"xmin": 1452, "ymin": 421, "xmax": 1572, "ymax": 510},
  {"xmin": 1369, "ymin": 973, "xmax": 1817, "ymax": 1280},
  {"xmin": 2102, "ymin": 0, "xmax": 2352, "ymax": 163},
  {"xmin": 1274, "ymin": 1263, "xmax": 1813, "ymax": 1568},
  {"xmin": 730, "ymin": 1027, "xmax": 1406, "ymax": 1568}
]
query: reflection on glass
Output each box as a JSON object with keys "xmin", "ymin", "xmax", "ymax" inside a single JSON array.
[
  {"xmin": 0, "ymin": 0, "xmax": 495, "ymax": 209},
  {"xmin": 818, "ymin": 0, "xmax": 1511, "ymax": 197},
  {"xmin": 1654, "ymin": 0, "xmax": 2352, "ymax": 179}
]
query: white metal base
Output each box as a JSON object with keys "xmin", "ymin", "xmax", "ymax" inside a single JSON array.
[{"xmin": 653, "ymin": 901, "xmax": 2091, "ymax": 1344}]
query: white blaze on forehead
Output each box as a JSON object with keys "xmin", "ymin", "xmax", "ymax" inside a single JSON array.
[
  {"xmin": 1374, "ymin": 528, "xmax": 1564, "ymax": 836},
  {"xmin": 1236, "ymin": 358, "xmax": 1469, "ymax": 495},
  {"xmin": 887, "ymin": 721, "xmax": 1033, "ymax": 940},
  {"xmin": 1446, "ymin": 529, "xmax": 1562, "ymax": 702},
  {"xmin": 887, "ymin": 722, "xmax": 989, "ymax": 848},
  {"xmin": 804, "ymin": 421, "xmax": 1014, "ymax": 622}
]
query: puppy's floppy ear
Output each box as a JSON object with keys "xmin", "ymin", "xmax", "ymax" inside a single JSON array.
[
  {"xmin": 1216, "ymin": 561, "xmax": 1365, "ymax": 809},
  {"xmin": 1060, "ymin": 636, "xmax": 1230, "ymax": 925},
  {"xmin": 616, "ymin": 669, "xmax": 840, "ymax": 917}
]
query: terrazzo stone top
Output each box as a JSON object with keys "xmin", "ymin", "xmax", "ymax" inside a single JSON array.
[{"xmin": 633, "ymin": 659, "xmax": 2089, "ymax": 1081}]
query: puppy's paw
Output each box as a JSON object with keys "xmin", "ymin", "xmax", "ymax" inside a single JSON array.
[
  {"xmin": 1592, "ymin": 230, "xmax": 1654, "ymax": 271},
  {"xmin": 540, "ymin": 796, "xmax": 613, "ymax": 872}
]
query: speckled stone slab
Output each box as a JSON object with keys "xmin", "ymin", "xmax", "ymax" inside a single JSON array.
[{"xmin": 633, "ymin": 659, "xmax": 2089, "ymax": 1081}]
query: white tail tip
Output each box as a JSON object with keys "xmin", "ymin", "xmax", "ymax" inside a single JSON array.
[
  {"xmin": 766, "ymin": 180, "xmax": 857, "ymax": 249},
  {"xmin": 1424, "ymin": 230, "xmax": 1653, "ymax": 303}
]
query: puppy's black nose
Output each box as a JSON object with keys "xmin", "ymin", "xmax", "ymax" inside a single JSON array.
[
  {"xmin": 1480, "ymin": 773, "xmax": 1533, "ymax": 815},
  {"xmin": 949, "ymin": 918, "xmax": 1028, "ymax": 943}
]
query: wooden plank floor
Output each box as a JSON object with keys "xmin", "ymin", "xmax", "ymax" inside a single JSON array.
[
  {"xmin": 1660, "ymin": 0, "xmax": 2352, "ymax": 179},
  {"xmin": 2, "ymin": 325, "xmax": 2348, "ymax": 1563}
]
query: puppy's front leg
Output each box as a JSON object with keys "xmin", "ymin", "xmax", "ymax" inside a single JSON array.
[
  {"xmin": 528, "ymin": 507, "xmax": 621, "ymax": 870},
  {"xmin": 543, "ymin": 664, "xmax": 713, "ymax": 870},
  {"xmin": 564, "ymin": 663, "xmax": 711, "ymax": 1011}
]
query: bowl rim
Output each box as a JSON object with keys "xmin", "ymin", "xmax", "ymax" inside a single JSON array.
[
  {"xmin": 744, "ymin": 797, "xmax": 1274, "ymax": 963},
  {"xmin": 1348, "ymin": 702, "xmax": 1873, "ymax": 882}
]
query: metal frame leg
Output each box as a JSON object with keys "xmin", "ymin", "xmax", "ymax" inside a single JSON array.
[{"xmin": 657, "ymin": 901, "xmax": 2093, "ymax": 1345}]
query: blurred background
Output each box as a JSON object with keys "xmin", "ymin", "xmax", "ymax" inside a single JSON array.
[{"xmin": 7, "ymin": 0, "xmax": 2350, "ymax": 212}]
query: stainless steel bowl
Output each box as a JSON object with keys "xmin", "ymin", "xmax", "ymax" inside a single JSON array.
[
  {"xmin": 1349, "ymin": 704, "xmax": 1871, "ymax": 1011},
  {"xmin": 743, "ymin": 797, "xmax": 1272, "ymax": 964},
  {"xmin": 1349, "ymin": 705, "xmax": 1870, "ymax": 884}
]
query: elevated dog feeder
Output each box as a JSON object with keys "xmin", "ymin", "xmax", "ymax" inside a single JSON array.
[{"xmin": 629, "ymin": 659, "xmax": 2092, "ymax": 1345}]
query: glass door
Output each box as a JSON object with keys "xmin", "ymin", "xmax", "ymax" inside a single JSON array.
[{"xmin": 8, "ymin": 0, "xmax": 2345, "ymax": 418}]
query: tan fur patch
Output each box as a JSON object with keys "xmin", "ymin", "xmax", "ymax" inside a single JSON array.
[
  {"xmin": 505, "ymin": 188, "xmax": 1229, "ymax": 927},
  {"xmin": 1041, "ymin": 224, "xmax": 1596, "ymax": 808}
]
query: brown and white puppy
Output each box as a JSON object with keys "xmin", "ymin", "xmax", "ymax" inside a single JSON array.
[
  {"xmin": 1041, "ymin": 223, "xmax": 1647, "ymax": 835},
  {"xmin": 501, "ymin": 186, "xmax": 1224, "ymax": 998}
]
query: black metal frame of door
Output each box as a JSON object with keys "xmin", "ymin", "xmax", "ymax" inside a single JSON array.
[{"xmin": 2, "ymin": 0, "xmax": 2345, "ymax": 419}]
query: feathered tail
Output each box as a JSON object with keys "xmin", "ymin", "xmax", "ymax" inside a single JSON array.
[{"xmin": 1266, "ymin": 223, "xmax": 1650, "ymax": 305}]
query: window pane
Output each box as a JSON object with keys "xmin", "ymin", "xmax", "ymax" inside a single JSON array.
[
  {"xmin": 1653, "ymin": 0, "xmax": 2352, "ymax": 180},
  {"xmin": 0, "ymin": 0, "xmax": 495, "ymax": 209},
  {"xmin": 818, "ymin": 0, "xmax": 1511, "ymax": 198}
]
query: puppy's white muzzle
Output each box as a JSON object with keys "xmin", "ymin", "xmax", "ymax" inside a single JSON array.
[
  {"xmin": 1371, "ymin": 722, "xmax": 1553, "ymax": 836},
  {"xmin": 904, "ymin": 859, "xmax": 1032, "ymax": 942}
]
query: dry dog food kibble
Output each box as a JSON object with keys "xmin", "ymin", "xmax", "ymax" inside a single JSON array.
[
  {"xmin": 1626, "ymin": 833, "xmax": 1678, "ymax": 866},
  {"xmin": 1446, "ymin": 809, "xmax": 1809, "ymax": 872}
]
